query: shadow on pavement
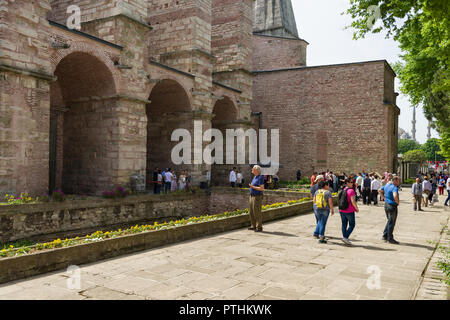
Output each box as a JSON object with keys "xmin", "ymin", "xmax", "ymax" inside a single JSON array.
[
  {"xmin": 261, "ymin": 231, "xmax": 298, "ymax": 237},
  {"xmin": 329, "ymin": 241, "xmax": 397, "ymax": 251}
]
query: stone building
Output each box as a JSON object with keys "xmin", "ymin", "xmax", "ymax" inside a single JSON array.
[
  {"xmin": 0, "ymin": 0, "xmax": 399, "ymax": 196},
  {"xmin": 252, "ymin": 0, "xmax": 400, "ymax": 180}
]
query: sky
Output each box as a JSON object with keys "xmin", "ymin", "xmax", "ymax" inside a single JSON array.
[{"xmin": 291, "ymin": 0, "xmax": 440, "ymax": 144}]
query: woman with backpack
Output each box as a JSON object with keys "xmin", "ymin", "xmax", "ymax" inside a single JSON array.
[
  {"xmin": 313, "ymin": 181, "xmax": 334, "ymax": 244},
  {"xmin": 338, "ymin": 178, "xmax": 359, "ymax": 245}
]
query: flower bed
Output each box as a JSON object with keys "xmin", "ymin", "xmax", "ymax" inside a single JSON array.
[{"xmin": 0, "ymin": 197, "xmax": 312, "ymax": 259}]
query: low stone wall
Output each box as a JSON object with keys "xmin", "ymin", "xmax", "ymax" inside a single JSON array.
[
  {"xmin": 0, "ymin": 193, "xmax": 210, "ymax": 243},
  {"xmin": 209, "ymin": 187, "xmax": 310, "ymax": 214},
  {"xmin": 0, "ymin": 199, "xmax": 326, "ymax": 285}
]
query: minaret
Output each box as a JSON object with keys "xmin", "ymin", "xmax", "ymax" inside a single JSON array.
[
  {"xmin": 427, "ymin": 122, "xmax": 431, "ymax": 140},
  {"xmin": 411, "ymin": 106, "xmax": 417, "ymax": 141},
  {"xmin": 254, "ymin": 0, "xmax": 299, "ymax": 39}
]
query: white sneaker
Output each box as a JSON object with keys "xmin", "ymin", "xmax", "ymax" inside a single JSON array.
[{"xmin": 342, "ymin": 238, "xmax": 352, "ymax": 245}]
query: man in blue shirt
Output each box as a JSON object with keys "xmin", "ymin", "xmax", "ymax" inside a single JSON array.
[
  {"xmin": 249, "ymin": 165, "xmax": 265, "ymax": 232},
  {"xmin": 381, "ymin": 176, "xmax": 400, "ymax": 244}
]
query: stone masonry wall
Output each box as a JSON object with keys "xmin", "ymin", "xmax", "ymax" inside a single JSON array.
[
  {"xmin": 0, "ymin": 0, "xmax": 53, "ymax": 196},
  {"xmin": 252, "ymin": 61, "xmax": 399, "ymax": 180},
  {"xmin": 253, "ymin": 34, "xmax": 307, "ymax": 70},
  {"xmin": 0, "ymin": 193, "xmax": 210, "ymax": 243}
]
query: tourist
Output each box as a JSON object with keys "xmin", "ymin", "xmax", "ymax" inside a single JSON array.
[
  {"xmin": 178, "ymin": 171, "xmax": 186, "ymax": 190},
  {"xmin": 310, "ymin": 175, "xmax": 324, "ymax": 199},
  {"xmin": 171, "ymin": 171, "xmax": 178, "ymax": 192},
  {"xmin": 152, "ymin": 167, "xmax": 159, "ymax": 194},
  {"xmin": 361, "ymin": 174, "xmax": 372, "ymax": 205},
  {"xmin": 371, "ymin": 175, "xmax": 381, "ymax": 205},
  {"xmin": 248, "ymin": 165, "xmax": 265, "ymax": 232},
  {"xmin": 313, "ymin": 181, "xmax": 334, "ymax": 243},
  {"xmin": 297, "ymin": 170, "xmax": 302, "ymax": 181},
  {"xmin": 411, "ymin": 178, "xmax": 423, "ymax": 211},
  {"xmin": 311, "ymin": 172, "xmax": 317, "ymax": 187},
  {"xmin": 444, "ymin": 175, "xmax": 450, "ymax": 206},
  {"xmin": 429, "ymin": 175, "xmax": 437, "ymax": 206},
  {"xmin": 422, "ymin": 177, "xmax": 432, "ymax": 207},
  {"xmin": 164, "ymin": 169, "xmax": 173, "ymax": 194},
  {"xmin": 338, "ymin": 178, "xmax": 359, "ymax": 246},
  {"xmin": 155, "ymin": 170, "xmax": 163, "ymax": 194},
  {"xmin": 356, "ymin": 173, "xmax": 363, "ymax": 202},
  {"xmin": 381, "ymin": 176, "xmax": 401, "ymax": 244},
  {"xmin": 331, "ymin": 172, "xmax": 338, "ymax": 192},
  {"xmin": 438, "ymin": 176, "xmax": 445, "ymax": 196},
  {"xmin": 237, "ymin": 169, "xmax": 243, "ymax": 188},
  {"xmin": 229, "ymin": 167, "xmax": 237, "ymax": 188}
]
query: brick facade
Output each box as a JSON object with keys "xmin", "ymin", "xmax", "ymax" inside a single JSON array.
[{"xmin": 0, "ymin": 0, "xmax": 399, "ymax": 196}]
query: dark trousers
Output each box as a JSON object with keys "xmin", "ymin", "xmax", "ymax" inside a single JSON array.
[
  {"xmin": 362, "ymin": 188, "xmax": 371, "ymax": 204},
  {"xmin": 357, "ymin": 186, "xmax": 362, "ymax": 201},
  {"xmin": 383, "ymin": 203, "xmax": 398, "ymax": 241},
  {"xmin": 231, "ymin": 182, "xmax": 236, "ymax": 188},
  {"xmin": 371, "ymin": 190, "xmax": 378, "ymax": 205},
  {"xmin": 155, "ymin": 184, "xmax": 161, "ymax": 194},
  {"xmin": 164, "ymin": 182, "xmax": 171, "ymax": 194},
  {"xmin": 445, "ymin": 190, "xmax": 450, "ymax": 206},
  {"xmin": 413, "ymin": 195, "xmax": 422, "ymax": 210}
]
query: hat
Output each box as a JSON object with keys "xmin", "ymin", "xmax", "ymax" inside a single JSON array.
[{"xmin": 315, "ymin": 175, "xmax": 324, "ymax": 182}]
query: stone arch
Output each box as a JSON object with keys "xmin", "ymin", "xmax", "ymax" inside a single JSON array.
[
  {"xmin": 211, "ymin": 96, "xmax": 240, "ymax": 186},
  {"xmin": 146, "ymin": 79, "xmax": 193, "ymax": 192},
  {"xmin": 49, "ymin": 50, "xmax": 119, "ymax": 195}
]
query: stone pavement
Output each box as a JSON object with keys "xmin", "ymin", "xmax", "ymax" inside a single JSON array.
[{"xmin": 0, "ymin": 189, "xmax": 448, "ymax": 300}]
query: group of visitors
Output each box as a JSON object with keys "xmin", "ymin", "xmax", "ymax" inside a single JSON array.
[
  {"xmin": 150, "ymin": 167, "xmax": 191, "ymax": 194},
  {"xmin": 229, "ymin": 167, "xmax": 244, "ymax": 188},
  {"xmin": 310, "ymin": 171, "xmax": 339, "ymax": 193},
  {"xmin": 412, "ymin": 172, "xmax": 450, "ymax": 209},
  {"xmin": 309, "ymin": 171, "xmax": 401, "ymax": 246}
]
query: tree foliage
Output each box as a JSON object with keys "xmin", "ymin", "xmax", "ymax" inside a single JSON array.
[
  {"xmin": 345, "ymin": 0, "xmax": 450, "ymax": 157},
  {"xmin": 398, "ymin": 138, "xmax": 421, "ymax": 154},
  {"xmin": 403, "ymin": 149, "xmax": 427, "ymax": 163},
  {"xmin": 421, "ymin": 138, "xmax": 446, "ymax": 161}
]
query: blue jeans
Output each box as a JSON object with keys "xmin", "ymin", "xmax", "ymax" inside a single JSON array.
[
  {"xmin": 339, "ymin": 211, "xmax": 355, "ymax": 239},
  {"xmin": 314, "ymin": 209, "xmax": 330, "ymax": 237},
  {"xmin": 445, "ymin": 190, "xmax": 450, "ymax": 206},
  {"xmin": 383, "ymin": 203, "xmax": 398, "ymax": 240},
  {"xmin": 164, "ymin": 182, "xmax": 171, "ymax": 193}
]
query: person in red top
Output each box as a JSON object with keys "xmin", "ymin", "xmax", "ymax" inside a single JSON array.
[{"xmin": 311, "ymin": 172, "xmax": 317, "ymax": 187}]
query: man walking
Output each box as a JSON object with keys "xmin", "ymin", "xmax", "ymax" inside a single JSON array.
[
  {"xmin": 381, "ymin": 176, "xmax": 401, "ymax": 244},
  {"xmin": 356, "ymin": 173, "xmax": 363, "ymax": 202},
  {"xmin": 412, "ymin": 178, "xmax": 424, "ymax": 211},
  {"xmin": 371, "ymin": 175, "xmax": 381, "ymax": 205},
  {"xmin": 422, "ymin": 177, "xmax": 432, "ymax": 207},
  {"xmin": 445, "ymin": 175, "xmax": 450, "ymax": 206},
  {"xmin": 229, "ymin": 167, "xmax": 237, "ymax": 188},
  {"xmin": 362, "ymin": 174, "xmax": 372, "ymax": 205}
]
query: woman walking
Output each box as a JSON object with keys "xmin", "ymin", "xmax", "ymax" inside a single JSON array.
[
  {"xmin": 338, "ymin": 178, "xmax": 359, "ymax": 246},
  {"xmin": 313, "ymin": 181, "xmax": 334, "ymax": 243}
]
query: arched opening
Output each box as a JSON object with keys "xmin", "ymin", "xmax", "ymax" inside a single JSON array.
[
  {"xmin": 146, "ymin": 79, "xmax": 192, "ymax": 190},
  {"xmin": 211, "ymin": 96, "xmax": 238, "ymax": 186},
  {"xmin": 49, "ymin": 52, "xmax": 117, "ymax": 195}
]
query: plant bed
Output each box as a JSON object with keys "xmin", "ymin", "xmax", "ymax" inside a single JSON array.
[{"xmin": 0, "ymin": 197, "xmax": 333, "ymax": 284}]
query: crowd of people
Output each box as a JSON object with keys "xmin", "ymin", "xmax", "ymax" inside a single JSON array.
[
  {"xmin": 229, "ymin": 167, "xmax": 280, "ymax": 190},
  {"xmin": 308, "ymin": 170, "xmax": 436, "ymax": 246},
  {"xmin": 411, "ymin": 172, "xmax": 450, "ymax": 209},
  {"xmin": 148, "ymin": 168, "xmax": 192, "ymax": 194}
]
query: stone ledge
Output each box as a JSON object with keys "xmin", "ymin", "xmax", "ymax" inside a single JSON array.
[{"xmin": 0, "ymin": 199, "xmax": 328, "ymax": 285}]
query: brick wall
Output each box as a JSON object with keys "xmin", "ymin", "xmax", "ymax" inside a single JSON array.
[
  {"xmin": 252, "ymin": 60, "xmax": 400, "ymax": 180},
  {"xmin": 253, "ymin": 34, "xmax": 307, "ymax": 70}
]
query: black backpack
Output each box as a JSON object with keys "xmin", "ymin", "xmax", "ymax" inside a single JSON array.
[{"xmin": 338, "ymin": 187, "xmax": 350, "ymax": 210}]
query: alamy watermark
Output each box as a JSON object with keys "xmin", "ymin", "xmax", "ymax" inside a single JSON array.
[
  {"xmin": 171, "ymin": 120, "xmax": 280, "ymax": 175},
  {"xmin": 66, "ymin": 5, "xmax": 81, "ymax": 30},
  {"xmin": 66, "ymin": 265, "xmax": 81, "ymax": 290},
  {"xmin": 366, "ymin": 265, "xmax": 381, "ymax": 290},
  {"xmin": 367, "ymin": 5, "xmax": 381, "ymax": 30}
]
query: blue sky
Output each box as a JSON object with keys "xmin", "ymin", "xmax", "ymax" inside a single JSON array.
[{"xmin": 291, "ymin": 0, "xmax": 440, "ymax": 144}]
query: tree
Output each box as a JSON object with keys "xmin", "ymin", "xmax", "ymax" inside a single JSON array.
[
  {"xmin": 403, "ymin": 149, "xmax": 426, "ymax": 163},
  {"xmin": 398, "ymin": 139, "xmax": 421, "ymax": 155},
  {"xmin": 345, "ymin": 0, "xmax": 450, "ymax": 157},
  {"xmin": 422, "ymin": 138, "xmax": 445, "ymax": 161}
]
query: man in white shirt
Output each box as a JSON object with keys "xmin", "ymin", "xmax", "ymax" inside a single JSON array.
[
  {"xmin": 422, "ymin": 177, "xmax": 432, "ymax": 207},
  {"xmin": 371, "ymin": 176, "xmax": 382, "ymax": 205},
  {"xmin": 164, "ymin": 169, "xmax": 173, "ymax": 194},
  {"xmin": 229, "ymin": 167, "xmax": 237, "ymax": 188},
  {"xmin": 236, "ymin": 170, "xmax": 243, "ymax": 188},
  {"xmin": 445, "ymin": 177, "xmax": 450, "ymax": 206},
  {"xmin": 356, "ymin": 174, "xmax": 363, "ymax": 201}
]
